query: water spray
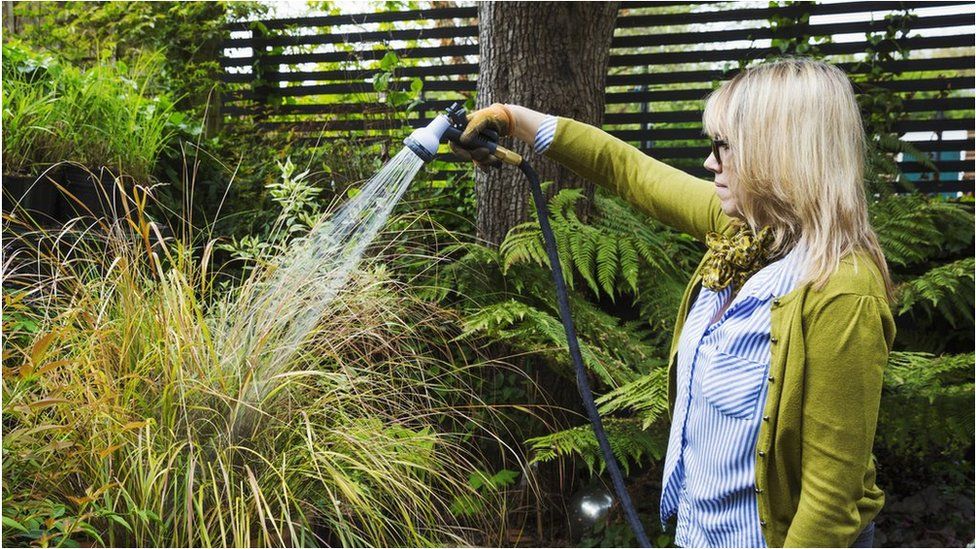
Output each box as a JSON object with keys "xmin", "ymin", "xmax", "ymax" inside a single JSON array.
[{"xmin": 405, "ymin": 104, "xmax": 651, "ymax": 547}]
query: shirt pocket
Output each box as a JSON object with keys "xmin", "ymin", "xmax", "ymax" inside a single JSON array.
[{"xmin": 700, "ymin": 351, "xmax": 767, "ymax": 420}]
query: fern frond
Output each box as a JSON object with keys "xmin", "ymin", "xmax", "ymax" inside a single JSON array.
[
  {"xmin": 617, "ymin": 238, "xmax": 640, "ymax": 294},
  {"xmin": 499, "ymin": 188, "xmax": 699, "ymax": 303},
  {"xmin": 460, "ymin": 299, "xmax": 639, "ymax": 387},
  {"xmin": 595, "ymin": 368, "xmax": 670, "ymax": 429},
  {"xmin": 870, "ymin": 195, "xmax": 973, "ymax": 267},
  {"xmin": 525, "ymin": 418, "xmax": 668, "ymax": 475},
  {"xmin": 886, "ymin": 351, "xmax": 975, "ymax": 398},
  {"xmin": 596, "ymin": 238, "xmax": 619, "ymax": 299},
  {"xmin": 500, "ymin": 221, "xmax": 548, "ymax": 274},
  {"xmin": 879, "ymin": 351, "xmax": 974, "ymax": 456},
  {"xmin": 895, "ymin": 257, "xmax": 975, "ymax": 328},
  {"xmin": 571, "ymin": 229, "xmax": 600, "ymax": 295}
]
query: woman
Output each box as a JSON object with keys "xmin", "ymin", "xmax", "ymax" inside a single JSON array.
[{"xmin": 452, "ymin": 58, "xmax": 894, "ymax": 548}]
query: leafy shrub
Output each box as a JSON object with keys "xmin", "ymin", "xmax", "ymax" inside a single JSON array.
[{"xmin": 2, "ymin": 191, "xmax": 507, "ymax": 546}]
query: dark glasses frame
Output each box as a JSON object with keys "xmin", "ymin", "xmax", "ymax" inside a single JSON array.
[{"xmin": 711, "ymin": 138, "xmax": 729, "ymax": 168}]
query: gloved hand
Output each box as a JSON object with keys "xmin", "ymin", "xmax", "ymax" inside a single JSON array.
[{"xmin": 449, "ymin": 103, "xmax": 517, "ymax": 172}]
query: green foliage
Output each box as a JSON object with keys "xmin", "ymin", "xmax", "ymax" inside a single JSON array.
[
  {"xmin": 848, "ymin": 10, "xmax": 932, "ymax": 195},
  {"xmin": 1, "ymin": 41, "xmax": 185, "ymax": 180},
  {"xmin": 895, "ymin": 257, "xmax": 975, "ymax": 328},
  {"xmin": 8, "ymin": 2, "xmax": 264, "ymax": 116},
  {"xmin": 869, "ymin": 194, "xmax": 973, "ymax": 268},
  {"xmin": 878, "ymin": 352, "xmax": 974, "ymax": 457},
  {"xmin": 460, "ymin": 299, "xmax": 639, "ymax": 388},
  {"xmin": 525, "ymin": 419, "xmax": 667, "ymax": 476},
  {"xmin": 766, "ymin": 2, "xmax": 831, "ymax": 57},
  {"xmin": 449, "ymin": 469, "xmax": 520, "ymax": 518},
  {"xmin": 372, "ymin": 51, "xmax": 425, "ymax": 114},
  {"xmin": 217, "ymin": 157, "xmax": 325, "ymax": 269},
  {"xmin": 581, "ymin": 516, "xmax": 674, "ymax": 549},
  {"xmin": 595, "ymin": 368, "xmax": 670, "ymax": 430},
  {"xmin": 500, "ymin": 188, "xmax": 688, "ymax": 300}
]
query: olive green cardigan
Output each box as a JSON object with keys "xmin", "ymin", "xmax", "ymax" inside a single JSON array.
[{"xmin": 542, "ymin": 118, "xmax": 895, "ymax": 547}]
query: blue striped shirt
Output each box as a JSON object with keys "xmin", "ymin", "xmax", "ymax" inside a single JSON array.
[
  {"xmin": 661, "ymin": 245, "xmax": 806, "ymax": 547},
  {"xmin": 533, "ymin": 115, "xmax": 559, "ymax": 154}
]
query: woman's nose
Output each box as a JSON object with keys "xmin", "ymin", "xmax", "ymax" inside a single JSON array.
[{"xmin": 704, "ymin": 151, "xmax": 722, "ymax": 174}]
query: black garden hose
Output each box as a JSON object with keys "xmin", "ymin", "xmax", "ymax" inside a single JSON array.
[{"xmin": 517, "ymin": 159, "xmax": 651, "ymax": 548}]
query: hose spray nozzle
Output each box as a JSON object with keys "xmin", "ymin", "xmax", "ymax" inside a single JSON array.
[{"xmin": 404, "ymin": 103, "xmax": 522, "ymax": 166}]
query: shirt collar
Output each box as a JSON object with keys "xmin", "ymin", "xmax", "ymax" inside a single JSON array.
[{"xmin": 735, "ymin": 244, "xmax": 806, "ymax": 302}]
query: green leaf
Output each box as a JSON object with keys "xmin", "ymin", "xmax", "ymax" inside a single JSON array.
[
  {"xmin": 373, "ymin": 72, "xmax": 390, "ymax": 93},
  {"xmin": 3, "ymin": 516, "xmax": 28, "ymax": 533},
  {"xmin": 379, "ymin": 51, "xmax": 399, "ymax": 71},
  {"xmin": 107, "ymin": 514, "xmax": 132, "ymax": 531},
  {"xmin": 488, "ymin": 469, "xmax": 519, "ymax": 489},
  {"xmin": 410, "ymin": 77, "xmax": 423, "ymax": 93}
]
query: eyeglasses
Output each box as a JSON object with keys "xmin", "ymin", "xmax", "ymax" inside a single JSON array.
[{"xmin": 711, "ymin": 138, "xmax": 729, "ymax": 168}]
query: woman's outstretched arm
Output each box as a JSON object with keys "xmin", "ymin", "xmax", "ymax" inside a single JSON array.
[{"xmin": 502, "ymin": 104, "xmax": 732, "ymax": 242}]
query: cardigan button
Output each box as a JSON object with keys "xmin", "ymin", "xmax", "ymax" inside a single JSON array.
[
  {"xmin": 770, "ymin": 336, "xmax": 779, "ymax": 344},
  {"xmin": 760, "ymin": 519, "xmax": 767, "ymax": 527},
  {"xmin": 772, "ymin": 298, "xmax": 781, "ymax": 306},
  {"xmin": 755, "ymin": 487, "xmax": 763, "ymax": 494},
  {"xmin": 767, "ymin": 375, "xmax": 775, "ymax": 383},
  {"xmin": 758, "ymin": 450, "xmax": 766, "ymax": 457},
  {"xmin": 762, "ymin": 415, "xmax": 770, "ymax": 422}
]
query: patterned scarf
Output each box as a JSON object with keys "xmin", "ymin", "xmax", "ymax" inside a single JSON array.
[{"xmin": 701, "ymin": 218, "xmax": 777, "ymax": 295}]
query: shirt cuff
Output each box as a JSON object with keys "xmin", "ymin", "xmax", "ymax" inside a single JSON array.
[{"xmin": 533, "ymin": 115, "xmax": 558, "ymax": 154}]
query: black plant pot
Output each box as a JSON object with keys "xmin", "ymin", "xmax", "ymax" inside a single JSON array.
[
  {"xmin": 2, "ymin": 168, "xmax": 62, "ymax": 224},
  {"xmin": 59, "ymin": 164, "xmax": 124, "ymax": 221}
]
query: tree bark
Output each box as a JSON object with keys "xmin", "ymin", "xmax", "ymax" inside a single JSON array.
[{"xmin": 475, "ymin": 1, "xmax": 618, "ymax": 247}]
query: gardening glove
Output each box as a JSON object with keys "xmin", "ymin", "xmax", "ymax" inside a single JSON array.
[{"xmin": 449, "ymin": 103, "xmax": 517, "ymax": 172}]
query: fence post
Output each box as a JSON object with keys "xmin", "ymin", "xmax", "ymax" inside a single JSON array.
[{"xmin": 251, "ymin": 22, "xmax": 273, "ymax": 119}]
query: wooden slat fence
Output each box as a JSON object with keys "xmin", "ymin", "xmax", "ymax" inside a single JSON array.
[{"xmin": 220, "ymin": 1, "xmax": 975, "ymax": 193}]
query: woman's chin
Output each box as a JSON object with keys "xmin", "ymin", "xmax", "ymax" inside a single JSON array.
[{"xmin": 719, "ymin": 200, "xmax": 741, "ymax": 218}]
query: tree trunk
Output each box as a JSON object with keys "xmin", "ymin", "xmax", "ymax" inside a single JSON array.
[{"xmin": 475, "ymin": 1, "xmax": 618, "ymax": 247}]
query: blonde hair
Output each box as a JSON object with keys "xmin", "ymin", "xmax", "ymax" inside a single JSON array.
[{"xmin": 702, "ymin": 57, "xmax": 895, "ymax": 303}]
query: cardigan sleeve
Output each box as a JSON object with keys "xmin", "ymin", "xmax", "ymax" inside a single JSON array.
[
  {"xmin": 784, "ymin": 293, "xmax": 895, "ymax": 547},
  {"xmin": 542, "ymin": 117, "xmax": 732, "ymax": 242}
]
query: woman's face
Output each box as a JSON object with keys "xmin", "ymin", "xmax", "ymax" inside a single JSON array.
[{"xmin": 704, "ymin": 141, "xmax": 741, "ymax": 218}]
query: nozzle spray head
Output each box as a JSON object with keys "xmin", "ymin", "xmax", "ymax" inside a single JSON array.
[
  {"xmin": 403, "ymin": 102, "xmax": 522, "ymax": 166},
  {"xmin": 404, "ymin": 113, "xmax": 451, "ymax": 163}
]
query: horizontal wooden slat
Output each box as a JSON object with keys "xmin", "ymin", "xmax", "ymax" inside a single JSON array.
[
  {"xmin": 223, "ymin": 99, "xmax": 465, "ymax": 117},
  {"xmin": 610, "ymin": 12, "xmax": 973, "ymax": 49},
  {"xmin": 223, "ymin": 25, "xmax": 477, "ymax": 49},
  {"xmin": 615, "ymin": 141, "xmax": 976, "ymax": 161},
  {"xmin": 606, "ymin": 59, "xmax": 975, "ymax": 88},
  {"xmin": 614, "ymin": 1, "xmax": 970, "ymax": 29},
  {"xmin": 253, "ymin": 116, "xmax": 975, "ymax": 144},
  {"xmin": 223, "ymin": 79, "xmax": 973, "ymax": 109},
  {"xmin": 607, "ymin": 34, "xmax": 973, "ymax": 67},
  {"xmin": 899, "ymin": 160, "xmax": 973, "ymax": 172},
  {"xmin": 226, "ymin": 6, "xmax": 477, "ymax": 32},
  {"xmin": 225, "ymin": 1, "xmax": 968, "ymax": 33},
  {"xmin": 415, "ymin": 169, "xmax": 973, "ymax": 194},
  {"xmin": 221, "ymin": 63, "xmax": 479, "ymax": 84},
  {"xmin": 604, "ymin": 118, "xmax": 975, "ymax": 141}
]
